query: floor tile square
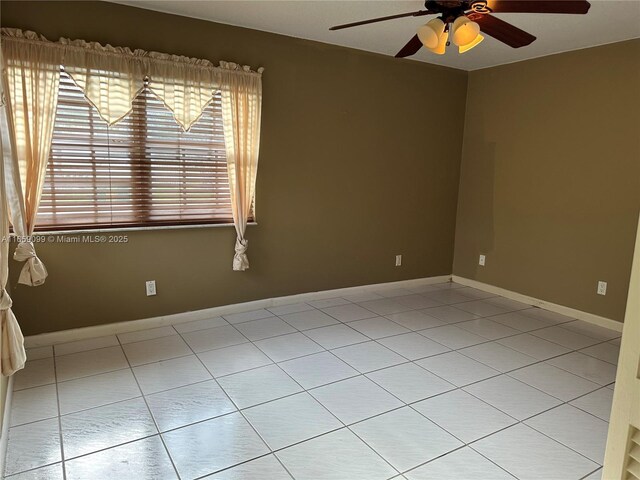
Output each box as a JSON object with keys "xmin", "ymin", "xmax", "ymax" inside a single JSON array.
[
  {"xmin": 419, "ymin": 305, "xmax": 481, "ymax": 324},
  {"xmin": 173, "ymin": 316, "xmax": 227, "ymax": 334},
  {"xmin": 580, "ymin": 342, "xmax": 620, "ymax": 365},
  {"xmin": 217, "ymin": 364, "xmax": 303, "ymax": 409},
  {"xmin": 375, "ymin": 287, "xmax": 416, "ymax": 298},
  {"xmin": 520, "ymin": 308, "xmax": 575, "ymax": 324},
  {"xmin": 146, "ymin": 380, "xmax": 236, "ymax": 431},
  {"xmin": 7, "ymin": 463, "xmax": 64, "ymax": 480},
  {"xmin": 378, "ymin": 333, "xmax": 449, "ymax": 360},
  {"xmin": 13, "ymin": 358, "xmax": 56, "ymax": 391},
  {"xmin": 54, "ymin": 336, "xmax": 120, "ymax": 356},
  {"xmin": 267, "ymin": 302, "xmax": 314, "ymax": 316},
  {"xmin": 489, "ymin": 311, "xmax": 555, "ymax": 332},
  {"xmin": 525, "ymin": 405, "xmax": 609, "ymax": 463},
  {"xmin": 357, "ymin": 298, "xmax": 412, "ymax": 315},
  {"xmin": 459, "ymin": 342, "xmax": 537, "ymax": 372},
  {"xmin": 58, "ymin": 368, "xmax": 141, "ymax": 415},
  {"xmin": 424, "ymin": 290, "xmax": 475, "ymax": 305},
  {"xmin": 61, "ymin": 397, "xmax": 157, "ymax": 459},
  {"xmin": 417, "ymin": 351, "xmax": 500, "ymax": 387},
  {"xmin": 117, "ymin": 326, "xmax": 177, "ymax": 344},
  {"xmin": 560, "ymin": 321, "xmax": 621, "ymax": 341},
  {"xmin": 569, "ymin": 387, "xmax": 614, "ymax": 421},
  {"xmin": 310, "ymin": 376, "xmax": 403, "ymax": 424},
  {"xmin": 255, "ymin": 332, "xmax": 323, "ymax": 362},
  {"xmin": 223, "ymin": 309, "xmax": 274, "ymax": 324},
  {"xmin": 351, "ymin": 407, "xmax": 462, "ymax": 472},
  {"xmin": 276, "ymin": 428, "xmax": 397, "ymax": 480},
  {"xmin": 244, "ymin": 392, "xmax": 342, "ymax": 449},
  {"xmin": 133, "ymin": 355, "xmax": 211, "ymax": 394},
  {"xmin": 303, "ymin": 324, "xmax": 368, "ymax": 349},
  {"xmin": 198, "ymin": 342, "xmax": 272, "ymax": 377},
  {"xmin": 24, "ymin": 346, "xmax": 53, "ymax": 361},
  {"xmin": 385, "ymin": 311, "xmax": 445, "ymax": 331},
  {"xmin": 509, "ymin": 363, "xmax": 600, "ymax": 401},
  {"xmin": 456, "ymin": 288, "xmax": 496, "ymax": 300},
  {"xmin": 122, "ymin": 335, "xmax": 192, "ymax": 366},
  {"xmin": 65, "ymin": 436, "xmax": 177, "ymax": 480},
  {"xmin": 205, "ymin": 454, "xmax": 291, "ymax": 479},
  {"xmin": 456, "ymin": 318, "xmax": 520, "ymax": 340},
  {"xmin": 332, "ymin": 341, "xmax": 406, "ymax": 373},
  {"xmin": 321, "ymin": 303, "xmax": 378, "ymax": 322},
  {"xmin": 348, "ymin": 317, "xmax": 411, "ymax": 339},
  {"xmin": 162, "ymin": 412, "xmax": 269, "ymax": 479},
  {"xmin": 497, "ymin": 333, "xmax": 570, "ymax": 360},
  {"xmin": 5, "ymin": 418, "xmax": 61, "ymax": 476},
  {"xmin": 418, "ymin": 325, "xmax": 487, "ymax": 350},
  {"xmin": 181, "ymin": 325, "xmax": 248, "ymax": 353},
  {"xmin": 405, "ymin": 447, "xmax": 515, "ymax": 480},
  {"xmin": 55, "ymin": 346, "xmax": 129, "ymax": 382},
  {"xmin": 10, "ymin": 384, "xmax": 58, "ymax": 427},
  {"xmin": 234, "ymin": 317, "xmax": 296, "ymax": 341},
  {"xmin": 392, "ymin": 294, "xmax": 443, "ymax": 310},
  {"xmin": 367, "ymin": 363, "xmax": 454, "ymax": 403},
  {"xmin": 473, "ymin": 424, "xmax": 598, "ymax": 480},
  {"xmin": 279, "ymin": 351, "xmax": 358, "ymax": 389},
  {"xmin": 531, "ymin": 326, "xmax": 600, "ymax": 350},
  {"xmin": 413, "ymin": 390, "xmax": 516, "ymax": 443},
  {"xmin": 454, "ymin": 300, "xmax": 510, "ymax": 317},
  {"xmin": 464, "ymin": 375, "xmax": 561, "ymax": 420},
  {"xmin": 280, "ymin": 310, "xmax": 339, "ymax": 330},
  {"xmin": 546, "ymin": 352, "xmax": 617, "ymax": 385},
  {"xmin": 484, "ymin": 296, "xmax": 532, "ymax": 312},
  {"xmin": 308, "ymin": 297, "xmax": 352, "ymax": 308}
]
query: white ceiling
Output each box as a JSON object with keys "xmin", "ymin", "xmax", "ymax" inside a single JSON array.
[{"xmin": 110, "ymin": 0, "xmax": 640, "ymax": 70}]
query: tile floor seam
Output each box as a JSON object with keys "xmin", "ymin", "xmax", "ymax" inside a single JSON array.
[{"xmin": 114, "ymin": 335, "xmax": 182, "ymax": 480}]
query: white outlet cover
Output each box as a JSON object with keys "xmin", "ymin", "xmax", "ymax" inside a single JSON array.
[
  {"xmin": 597, "ymin": 281, "xmax": 607, "ymax": 296},
  {"xmin": 395, "ymin": 255, "xmax": 402, "ymax": 267},
  {"xmin": 146, "ymin": 280, "xmax": 157, "ymax": 296},
  {"xmin": 479, "ymin": 254, "xmax": 486, "ymax": 266}
]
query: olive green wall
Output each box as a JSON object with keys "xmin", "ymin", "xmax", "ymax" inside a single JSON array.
[
  {"xmin": 1, "ymin": 1, "xmax": 468, "ymax": 335},
  {"xmin": 453, "ymin": 39, "xmax": 640, "ymax": 322}
]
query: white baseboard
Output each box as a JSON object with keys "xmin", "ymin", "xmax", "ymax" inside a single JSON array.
[
  {"xmin": 0, "ymin": 375, "xmax": 14, "ymax": 477},
  {"xmin": 452, "ymin": 275, "xmax": 623, "ymax": 333},
  {"xmin": 25, "ymin": 275, "xmax": 452, "ymax": 348}
]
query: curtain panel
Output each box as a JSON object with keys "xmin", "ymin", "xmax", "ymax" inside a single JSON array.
[
  {"xmin": 0, "ymin": 69, "xmax": 27, "ymax": 375},
  {"xmin": 1, "ymin": 28, "xmax": 263, "ymax": 271}
]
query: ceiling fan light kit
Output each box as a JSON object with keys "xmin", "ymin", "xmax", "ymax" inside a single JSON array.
[
  {"xmin": 417, "ymin": 17, "xmax": 445, "ymax": 49},
  {"xmin": 329, "ymin": 0, "xmax": 591, "ymax": 58}
]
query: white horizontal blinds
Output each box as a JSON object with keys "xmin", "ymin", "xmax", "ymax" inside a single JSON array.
[{"xmin": 36, "ymin": 71, "xmax": 234, "ymax": 230}]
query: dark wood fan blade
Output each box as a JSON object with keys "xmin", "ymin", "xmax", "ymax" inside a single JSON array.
[
  {"xmin": 330, "ymin": 10, "xmax": 432, "ymax": 31},
  {"xmin": 395, "ymin": 35, "xmax": 423, "ymax": 58},
  {"xmin": 487, "ymin": 0, "xmax": 590, "ymax": 14},
  {"xmin": 471, "ymin": 13, "xmax": 536, "ymax": 48}
]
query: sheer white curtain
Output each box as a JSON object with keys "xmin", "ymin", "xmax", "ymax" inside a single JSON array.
[
  {"xmin": 0, "ymin": 75, "xmax": 26, "ymax": 376},
  {"xmin": 2, "ymin": 32, "xmax": 62, "ymax": 286},
  {"xmin": 220, "ymin": 62, "xmax": 263, "ymax": 271}
]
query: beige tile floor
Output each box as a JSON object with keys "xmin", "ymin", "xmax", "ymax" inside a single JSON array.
[{"xmin": 7, "ymin": 282, "xmax": 619, "ymax": 480}]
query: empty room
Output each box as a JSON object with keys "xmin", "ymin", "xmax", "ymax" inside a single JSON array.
[{"xmin": 0, "ymin": 0, "xmax": 639, "ymax": 479}]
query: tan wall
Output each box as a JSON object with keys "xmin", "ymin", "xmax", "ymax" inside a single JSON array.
[
  {"xmin": 453, "ymin": 40, "xmax": 640, "ymax": 322},
  {"xmin": 1, "ymin": 1, "xmax": 468, "ymax": 335}
]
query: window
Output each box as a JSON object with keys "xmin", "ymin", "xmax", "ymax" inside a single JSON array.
[{"xmin": 36, "ymin": 71, "xmax": 236, "ymax": 231}]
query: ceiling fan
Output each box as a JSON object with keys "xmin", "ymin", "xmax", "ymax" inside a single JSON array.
[{"xmin": 329, "ymin": 0, "xmax": 591, "ymax": 57}]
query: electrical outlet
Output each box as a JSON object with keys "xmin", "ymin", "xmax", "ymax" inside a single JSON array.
[
  {"xmin": 395, "ymin": 255, "xmax": 402, "ymax": 267},
  {"xmin": 479, "ymin": 254, "xmax": 486, "ymax": 266},
  {"xmin": 146, "ymin": 280, "xmax": 157, "ymax": 296},
  {"xmin": 597, "ymin": 281, "xmax": 607, "ymax": 296}
]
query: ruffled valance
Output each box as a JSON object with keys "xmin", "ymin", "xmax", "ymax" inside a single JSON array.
[{"xmin": 1, "ymin": 28, "xmax": 264, "ymax": 130}]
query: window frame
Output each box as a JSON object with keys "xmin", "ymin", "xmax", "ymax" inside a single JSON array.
[{"xmin": 34, "ymin": 71, "xmax": 247, "ymax": 233}]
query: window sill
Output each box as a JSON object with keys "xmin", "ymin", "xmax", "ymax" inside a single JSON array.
[{"xmin": 31, "ymin": 222, "xmax": 257, "ymax": 236}]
